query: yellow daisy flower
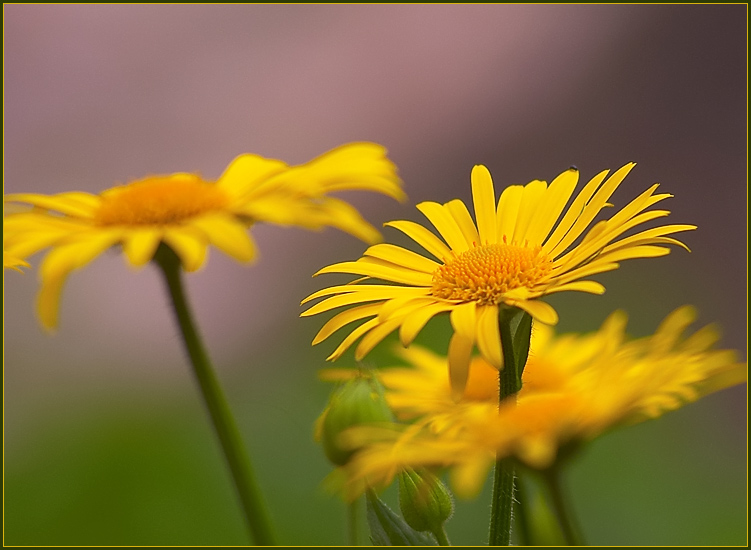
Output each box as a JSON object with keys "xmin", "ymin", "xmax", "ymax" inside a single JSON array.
[
  {"xmin": 4, "ymin": 142, "xmax": 404, "ymax": 329},
  {"xmin": 303, "ymin": 163, "xmax": 695, "ymax": 393},
  {"xmin": 337, "ymin": 307, "xmax": 746, "ymax": 498}
]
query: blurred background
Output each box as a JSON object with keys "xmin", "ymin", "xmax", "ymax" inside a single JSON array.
[{"xmin": 3, "ymin": 4, "xmax": 746, "ymax": 546}]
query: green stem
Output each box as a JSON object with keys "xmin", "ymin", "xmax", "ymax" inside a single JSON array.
[
  {"xmin": 543, "ymin": 467, "xmax": 585, "ymax": 546},
  {"xmin": 154, "ymin": 245, "xmax": 275, "ymax": 546},
  {"xmin": 433, "ymin": 526, "xmax": 451, "ymax": 546},
  {"xmin": 488, "ymin": 309, "xmax": 532, "ymax": 546},
  {"xmin": 348, "ymin": 498, "xmax": 360, "ymax": 546}
]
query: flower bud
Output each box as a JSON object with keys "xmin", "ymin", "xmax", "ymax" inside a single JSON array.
[
  {"xmin": 398, "ymin": 468, "xmax": 454, "ymax": 534},
  {"xmin": 319, "ymin": 373, "xmax": 393, "ymax": 466}
]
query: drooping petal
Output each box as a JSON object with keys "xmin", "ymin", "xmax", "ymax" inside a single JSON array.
[
  {"xmin": 476, "ymin": 305, "xmax": 502, "ymax": 369},
  {"xmin": 507, "ymin": 298, "xmax": 558, "ymax": 325},
  {"xmin": 162, "ymin": 228, "xmax": 209, "ymax": 272},
  {"xmin": 122, "ymin": 228, "xmax": 162, "ymax": 267},
  {"xmin": 37, "ymin": 231, "xmax": 122, "ymax": 329}
]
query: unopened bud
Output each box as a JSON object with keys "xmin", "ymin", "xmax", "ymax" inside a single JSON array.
[
  {"xmin": 319, "ymin": 373, "xmax": 393, "ymax": 466},
  {"xmin": 398, "ymin": 468, "xmax": 454, "ymax": 534}
]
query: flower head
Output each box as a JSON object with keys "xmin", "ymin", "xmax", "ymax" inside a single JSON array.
[
  {"xmin": 336, "ymin": 307, "xmax": 746, "ymax": 498},
  {"xmin": 302, "ymin": 163, "xmax": 695, "ymax": 394},
  {"xmin": 4, "ymin": 143, "xmax": 404, "ymax": 329}
]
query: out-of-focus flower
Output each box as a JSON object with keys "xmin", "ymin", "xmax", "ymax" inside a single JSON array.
[
  {"xmin": 333, "ymin": 306, "xmax": 746, "ymax": 498},
  {"xmin": 4, "ymin": 143, "xmax": 404, "ymax": 329},
  {"xmin": 303, "ymin": 163, "xmax": 694, "ymax": 394}
]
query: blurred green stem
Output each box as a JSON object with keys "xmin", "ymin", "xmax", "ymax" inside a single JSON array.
[
  {"xmin": 348, "ymin": 499, "xmax": 360, "ymax": 546},
  {"xmin": 488, "ymin": 309, "xmax": 531, "ymax": 545},
  {"xmin": 543, "ymin": 466, "xmax": 585, "ymax": 546},
  {"xmin": 154, "ymin": 245, "xmax": 275, "ymax": 546}
]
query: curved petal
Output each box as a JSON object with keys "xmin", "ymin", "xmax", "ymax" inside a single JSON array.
[
  {"xmin": 507, "ymin": 298, "xmax": 558, "ymax": 326},
  {"xmin": 37, "ymin": 231, "xmax": 122, "ymax": 329}
]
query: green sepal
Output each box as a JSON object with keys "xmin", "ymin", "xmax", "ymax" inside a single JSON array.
[{"xmin": 366, "ymin": 489, "xmax": 438, "ymax": 546}]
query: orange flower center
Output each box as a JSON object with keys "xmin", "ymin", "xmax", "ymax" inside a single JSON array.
[
  {"xmin": 431, "ymin": 242, "xmax": 552, "ymax": 304},
  {"xmin": 94, "ymin": 175, "xmax": 230, "ymax": 226}
]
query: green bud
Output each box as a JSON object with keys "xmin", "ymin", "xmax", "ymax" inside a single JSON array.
[
  {"xmin": 398, "ymin": 468, "xmax": 454, "ymax": 534},
  {"xmin": 320, "ymin": 373, "xmax": 393, "ymax": 466}
]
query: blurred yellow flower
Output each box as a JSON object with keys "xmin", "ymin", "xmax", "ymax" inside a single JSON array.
[
  {"xmin": 333, "ymin": 307, "xmax": 746, "ymax": 498},
  {"xmin": 302, "ymin": 163, "xmax": 695, "ymax": 393},
  {"xmin": 4, "ymin": 143, "xmax": 404, "ymax": 329}
]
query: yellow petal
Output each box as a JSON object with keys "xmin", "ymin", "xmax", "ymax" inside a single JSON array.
[
  {"xmin": 312, "ymin": 303, "xmax": 382, "ymax": 344},
  {"xmin": 216, "ymin": 154, "xmax": 289, "ymax": 197},
  {"xmin": 496, "ymin": 185, "xmax": 523, "ymax": 242},
  {"xmin": 364, "ymin": 243, "xmax": 440, "ymax": 273},
  {"xmin": 417, "ymin": 202, "xmax": 470, "ymax": 253},
  {"xmin": 476, "ymin": 305, "xmax": 502, "ymax": 368},
  {"xmin": 385, "ymin": 220, "xmax": 452, "ymax": 261},
  {"xmin": 450, "ymin": 301, "xmax": 477, "ymax": 340},
  {"xmin": 122, "ymin": 228, "xmax": 162, "ymax": 267},
  {"xmin": 448, "ymin": 331, "xmax": 474, "ymax": 400},
  {"xmin": 523, "ymin": 168, "xmax": 578, "ymax": 246},
  {"xmin": 326, "ymin": 317, "xmax": 380, "ymax": 361},
  {"xmin": 507, "ymin": 299, "xmax": 558, "ymax": 325},
  {"xmin": 162, "ymin": 228, "xmax": 209, "ymax": 272},
  {"xmin": 192, "ymin": 213, "xmax": 257, "ymax": 263},
  {"xmin": 37, "ymin": 231, "xmax": 121, "ymax": 329},
  {"xmin": 315, "ymin": 259, "xmax": 433, "ymax": 287},
  {"xmin": 399, "ymin": 302, "xmax": 455, "ymax": 346},
  {"xmin": 5, "ymin": 192, "xmax": 100, "ymax": 218},
  {"xmin": 471, "ymin": 165, "xmax": 497, "ymax": 245},
  {"xmin": 445, "ymin": 199, "xmax": 480, "ymax": 248},
  {"xmin": 542, "ymin": 168, "xmax": 609, "ymax": 256},
  {"xmin": 511, "ymin": 179, "xmax": 548, "ymax": 244},
  {"xmin": 355, "ymin": 317, "xmax": 406, "ymax": 360}
]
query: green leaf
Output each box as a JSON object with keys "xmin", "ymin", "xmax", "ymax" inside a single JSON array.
[
  {"xmin": 510, "ymin": 310, "xmax": 533, "ymax": 382},
  {"xmin": 366, "ymin": 489, "xmax": 438, "ymax": 546}
]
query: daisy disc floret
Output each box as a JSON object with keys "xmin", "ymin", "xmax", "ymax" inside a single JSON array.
[
  {"xmin": 302, "ymin": 163, "xmax": 695, "ymax": 392},
  {"xmin": 4, "ymin": 142, "xmax": 404, "ymax": 329}
]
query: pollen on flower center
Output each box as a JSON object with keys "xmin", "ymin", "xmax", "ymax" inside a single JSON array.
[
  {"xmin": 431, "ymin": 242, "xmax": 552, "ymax": 304},
  {"xmin": 94, "ymin": 175, "xmax": 230, "ymax": 226}
]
